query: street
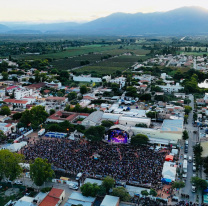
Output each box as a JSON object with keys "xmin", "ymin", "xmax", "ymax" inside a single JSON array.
[{"xmin": 181, "ymin": 94, "xmax": 200, "ymax": 203}]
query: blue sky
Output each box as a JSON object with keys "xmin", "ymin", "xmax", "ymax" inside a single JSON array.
[{"xmin": 1, "ymin": 0, "xmax": 208, "ymax": 23}]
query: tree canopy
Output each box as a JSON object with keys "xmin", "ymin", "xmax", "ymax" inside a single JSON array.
[
  {"xmin": 80, "ymin": 85, "xmax": 87, "ymax": 94},
  {"xmin": 0, "ymin": 149, "xmax": 24, "ymax": 181},
  {"xmin": 0, "ymin": 106, "xmax": 11, "ymax": 116},
  {"xmin": 68, "ymin": 92, "xmax": 77, "ymax": 101},
  {"xmin": 102, "ymin": 176, "xmax": 115, "ymax": 193},
  {"xmin": 111, "ymin": 187, "xmax": 131, "ymax": 201},
  {"xmin": 172, "ymin": 181, "xmax": 185, "ymax": 189},
  {"xmin": 30, "ymin": 158, "xmax": 54, "ymax": 186},
  {"xmin": 146, "ymin": 111, "xmax": 157, "ymax": 119},
  {"xmin": 80, "ymin": 182, "xmax": 101, "ymax": 197},
  {"xmin": 101, "ymin": 120, "xmax": 114, "ymax": 128},
  {"xmin": 20, "ymin": 106, "xmax": 49, "ymax": 129},
  {"xmin": 131, "ymin": 134, "xmax": 149, "ymax": 146},
  {"xmin": 182, "ymin": 130, "xmax": 189, "ymax": 140},
  {"xmin": 84, "ymin": 126, "xmax": 105, "ymax": 141},
  {"xmin": 191, "ymin": 177, "xmax": 208, "ymax": 191}
]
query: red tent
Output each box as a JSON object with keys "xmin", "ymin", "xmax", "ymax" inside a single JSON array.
[{"xmin": 165, "ymin": 155, "xmax": 174, "ymax": 162}]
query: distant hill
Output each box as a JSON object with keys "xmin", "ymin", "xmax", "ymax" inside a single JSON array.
[
  {"xmin": 2, "ymin": 6, "xmax": 208, "ymax": 35},
  {"xmin": 69, "ymin": 6, "xmax": 208, "ymax": 35},
  {"xmin": 6, "ymin": 30, "xmax": 42, "ymax": 34},
  {"xmin": 0, "ymin": 24, "xmax": 9, "ymax": 32}
]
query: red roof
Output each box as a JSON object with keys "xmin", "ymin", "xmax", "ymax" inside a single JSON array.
[
  {"xmin": 39, "ymin": 188, "xmax": 64, "ymax": 206},
  {"xmin": 140, "ymin": 85, "xmax": 147, "ymax": 87},
  {"xmin": 39, "ymin": 195, "xmax": 59, "ymax": 206},
  {"xmin": 6, "ymin": 86, "xmax": 18, "ymax": 90},
  {"xmin": 5, "ymin": 124, "xmax": 12, "ymax": 127},
  {"xmin": 44, "ymin": 90, "xmax": 51, "ymax": 94},
  {"xmin": 48, "ymin": 111, "xmax": 79, "ymax": 122},
  {"xmin": 48, "ymin": 188, "xmax": 64, "ymax": 198},
  {"xmin": 79, "ymin": 113, "xmax": 90, "ymax": 116},
  {"xmin": 83, "ymin": 96, "xmax": 95, "ymax": 100},
  {"xmin": 4, "ymin": 99, "xmax": 28, "ymax": 104},
  {"xmin": 46, "ymin": 97, "xmax": 66, "ymax": 101}
]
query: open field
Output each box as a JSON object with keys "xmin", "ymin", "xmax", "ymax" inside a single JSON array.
[
  {"xmin": 51, "ymin": 45, "xmax": 150, "ymax": 70},
  {"xmin": 75, "ymin": 55, "xmax": 141, "ymax": 74},
  {"xmin": 181, "ymin": 52, "xmax": 208, "ymax": 56}
]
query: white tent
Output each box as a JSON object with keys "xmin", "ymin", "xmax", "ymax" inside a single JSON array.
[
  {"xmin": 7, "ymin": 141, "xmax": 27, "ymax": 152},
  {"xmin": 162, "ymin": 166, "xmax": 176, "ymax": 181}
]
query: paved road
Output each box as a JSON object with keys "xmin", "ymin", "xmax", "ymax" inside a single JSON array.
[
  {"xmin": 181, "ymin": 94, "xmax": 199, "ymax": 203},
  {"xmin": 166, "ymin": 58, "xmax": 173, "ymax": 67}
]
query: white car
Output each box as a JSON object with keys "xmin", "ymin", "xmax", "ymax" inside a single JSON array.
[
  {"xmin": 68, "ymin": 183, "xmax": 78, "ymax": 190},
  {"xmin": 193, "ymin": 166, "xmax": 196, "ymax": 172},
  {"xmin": 14, "ymin": 180, "xmax": 23, "ymax": 185},
  {"xmin": 192, "ymin": 186, "xmax": 196, "ymax": 193}
]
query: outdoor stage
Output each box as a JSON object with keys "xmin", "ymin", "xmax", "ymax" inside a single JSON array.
[{"xmin": 108, "ymin": 129, "xmax": 129, "ymax": 144}]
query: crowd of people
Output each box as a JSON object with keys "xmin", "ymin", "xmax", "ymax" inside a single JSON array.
[{"xmin": 23, "ymin": 138, "xmax": 166, "ymax": 185}]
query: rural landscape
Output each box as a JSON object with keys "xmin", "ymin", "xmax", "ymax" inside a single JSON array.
[{"xmin": 1, "ymin": 3, "xmax": 208, "ymax": 206}]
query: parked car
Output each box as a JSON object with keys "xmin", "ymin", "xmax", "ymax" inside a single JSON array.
[
  {"xmin": 68, "ymin": 183, "xmax": 78, "ymax": 190},
  {"xmin": 184, "ymin": 155, "xmax": 187, "ymax": 159},
  {"xmin": 192, "ymin": 186, "xmax": 196, "ymax": 193},
  {"xmin": 193, "ymin": 166, "xmax": 196, "ymax": 172},
  {"xmin": 14, "ymin": 180, "xmax": 23, "ymax": 185},
  {"xmin": 188, "ymin": 156, "xmax": 192, "ymax": 163}
]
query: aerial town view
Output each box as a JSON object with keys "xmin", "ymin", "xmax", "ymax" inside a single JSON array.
[{"xmin": 1, "ymin": 1, "xmax": 208, "ymax": 206}]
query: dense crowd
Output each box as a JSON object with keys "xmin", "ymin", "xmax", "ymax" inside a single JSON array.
[{"xmin": 23, "ymin": 139, "xmax": 166, "ymax": 185}]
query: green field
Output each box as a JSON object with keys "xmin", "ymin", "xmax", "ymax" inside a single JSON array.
[
  {"xmin": 75, "ymin": 55, "xmax": 142, "ymax": 74},
  {"xmin": 50, "ymin": 45, "xmax": 150, "ymax": 70},
  {"xmin": 181, "ymin": 52, "xmax": 208, "ymax": 56}
]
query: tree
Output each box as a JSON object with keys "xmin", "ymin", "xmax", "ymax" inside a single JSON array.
[
  {"xmin": 80, "ymin": 182, "xmax": 100, "ymax": 197},
  {"xmin": 20, "ymin": 106, "xmax": 49, "ymax": 129},
  {"xmin": 101, "ymin": 120, "xmax": 114, "ymax": 128},
  {"xmin": 60, "ymin": 70, "xmax": 69, "ymax": 79},
  {"xmin": 57, "ymin": 91, "xmax": 64, "ymax": 97},
  {"xmin": 193, "ymin": 113, "xmax": 197, "ymax": 122},
  {"xmin": 172, "ymin": 181, "xmax": 185, "ymax": 189},
  {"xmin": 140, "ymin": 93, "xmax": 151, "ymax": 101},
  {"xmin": 141, "ymin": 190, "xmax": 149, "ymax": 196},
  {"xmin": 80, "ymin": 85, "xmax": 87, "ymax": 94},
  {"xmin": 184, "ymin": 115, "xmax": 188, "ymax": 124},
  {"xmin": 102, "ymin": 176, "xmax": 115, "ymax": 193},
  {"xmin": 30, "ymin": 158, "xmax": 54, "ymax": 186},
  {"xmin": 12, "ymin": 76, "xmax": 18, "ymax": 82},
  {"xmin": 111, "ymin": 187, "xmax": 131, "ymax": 201},
  {"xmin": 51, "ymin": 69, "xmax": 58, "ymax": 74},
  {"xmin": 0, "ymin": 130, "xmax": 6, "ymax": 142},
  {"xmin": 49, "ymin": 109, "xmax": 56, "ymax": 116},
  {"xmin": 135, "ymin": 123, "xmax": 147, "ymax": 128},
  {"xmin": 149, "ymin": 189, "xmax": 157, "ymax": 197},
  {"xmin": 0, "ymin": 106, "xmax": 11, "ymax": 116},
  {"xmin": 184, "ymin": 106, "xmax": 192, "ymax": 114},
  {"xmin": 146, "ymin": 111, "xmax": 157, "ymax": 119},
  {"xmin": 182, "ymin": 130, "xmax": 189, "ymax": 140},
  {"xmin": 84, "ymin": 126, "xmax": 105, "ymax": 141},
  {"xmin": 29, "ymin": 78, "xmax": 35, "ymax": 84},
  {"xmin": 13, "ymin": 112, "xmax": 22, "ymax": 120},
  {"xmin": 2, "ymin": 72, "xmax": 8, "ymax": 80},
  {"xmin": 131, "ymin": 134, "xmax": 149, "ymax": 146},
  {"xmin": 0, "ymin": 149, "xmax": 24, "ymax": 181},
  {"xmin": 115, "ymin": 70, "xmax": 122, "ymax": 76},
  {"xmin": 191, "ymin": 177, "xmax": 208, "ymax": 191},
  {"xmin": 126, "ymin": 86, "xmax": 138, "ymax": 98},
  {"xmin": 68, "ymin": 92, "xmax": 77, "ymax": 101}
]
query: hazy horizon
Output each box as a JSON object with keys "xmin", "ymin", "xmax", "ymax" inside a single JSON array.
[{"xmin": 1, "ymin": 0, "xmax": 208, "ymax": 24}]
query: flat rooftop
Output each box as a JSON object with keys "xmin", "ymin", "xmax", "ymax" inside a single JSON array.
[{"xmin": 161, "ymin": 119, "xmax": 183, "ymax": 132}]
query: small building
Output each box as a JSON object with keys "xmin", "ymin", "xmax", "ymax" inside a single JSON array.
[
  {"xmin": 81, "ymin": 111, "xmax": 103, "ymax": 127},
  {"xmin": 64, "ymin": 191, "xmax": 96, "ymax": 206},
  {"xmin": 39, "ymin": 188, "xmax": 65, "ymax": 206},
  {"xmin": 101, "ymin": 195, "xmax": 120, "ymax": 206}
]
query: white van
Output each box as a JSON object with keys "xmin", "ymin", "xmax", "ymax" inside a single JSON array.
[
  {"xmin": 185, "ymin": 140, "xmax": 188, "ymax": 145},
  {"xmin": 184, "ymin": 154, "xmax": 187, "ymax": 159},
  {"xmin": 76, "ymin": 172, "xmax": 83, "ymax": 181}
]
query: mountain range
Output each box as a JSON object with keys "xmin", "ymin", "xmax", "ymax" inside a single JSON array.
[{"xmin": 1, "ymin": 6, "xmax": 208, "ymax": 35}]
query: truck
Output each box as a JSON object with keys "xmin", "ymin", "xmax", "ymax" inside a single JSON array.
[
  {"xmin": 76, "ymin": 172, "xmax": 83, "ymax": 181},
  {"xmin": 38, "ymin": 128, "xmax": 45, "ymax": 136},
  {"xmin": 183, "ymin": 160, "xmax": 188, "ymax": 173}
]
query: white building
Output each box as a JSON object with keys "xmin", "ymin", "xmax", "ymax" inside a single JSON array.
[
  {"xmin": 156, "ymin": 83, "xmax": 184, "ymax": 93},
  {"xmin": 102, "ymin": 75, "xmax": 111, "ymax": 82},
  {"xmin": 110, "ymin": 77, "xmax": 126, "ymax": 88},
  {"xmin": 14, "ymin": 88, "xmax": 33, "ymax": 99},
  {"xmin": 73, "ymin": 74, "xmax": 102, "ymax": 83}
]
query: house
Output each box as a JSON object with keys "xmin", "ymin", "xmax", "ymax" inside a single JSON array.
[
  {"xmin": 156, "ymin": 83, "xmax": 184, "ymax": 93},
  {"xmin": 110, "ymin": 77, "xmax": 126, "ymax": 88},
  {"xmin": 26, "ymin": 82, "xmax": 46, "ymax": 90},
  {"xmin": 101, "ymin": 195, "xmax": 120, "ymax": 206},
  {"xmin": 82, "ymin": 111, "xmax": 103, "ymax": 127},
  {"xmin": 3, "ymin": 99, "xmax": 29, "ymax": 109},
  {"xmin": 47, "ymin": 111, "xmax": 89, "ymax": 123},
  {"xmin": 39, "ymin": 188, "xmax": 65, "ymax": 206},
  {"xmin": 46, "ymin": 96, "xmax": 68, "ymax": 104},
  {"xmin": 73, "ymin": 74, "xmax": 102, "ymax": 82},
  {"xmin": 14, "ymin": 88, "xmax": 33, "ymax": 99},
  {"xmin": 0, "ymin": 123, "xmax": 17, "ymax": 135}
]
